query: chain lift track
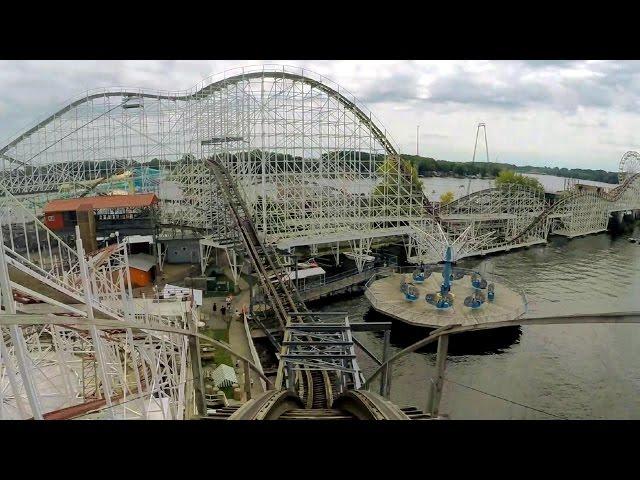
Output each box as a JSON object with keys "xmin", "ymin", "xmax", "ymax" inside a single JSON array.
[{"xmin": 207, "ymin": 158, "xmax": 361, "ymax": 408}]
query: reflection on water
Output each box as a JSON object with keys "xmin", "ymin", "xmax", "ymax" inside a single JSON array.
[{"xmin": 318, "ymin": 227, "xmax": 640, "ymax": 419}]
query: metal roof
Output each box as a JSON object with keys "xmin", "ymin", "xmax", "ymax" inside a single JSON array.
[
  {"xmin": 268, "ymin": 266, "xmax": 326, "ymax": 282},
  {"xmin": 211, "ymin": 364, "xmax": 237, "ymax": 388},
  {"xmin": 127, "ymin": 253, "xmax": 156, "ymax": 272},
  {"xmin": 43, "ymin": 193, "xmax": 158, "ymax": 213},
  {"xmin": 287, "ymin": 266, "xmax": 326, "ymax": 281},
  {"xmin": 124, "ymin": 234, "xmax": 154, "ymax": 244}
]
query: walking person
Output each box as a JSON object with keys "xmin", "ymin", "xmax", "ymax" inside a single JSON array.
[
  {"xmin": 212, "ymin": 302, "xmax": 217, "ymax": 318},
  {"xmin": 220, "ymin": 305, "xmax": 226, "ymax": 322},
  {"xmin": 225, "ymin": 294, "xmax": 232, "ymax": 310}
]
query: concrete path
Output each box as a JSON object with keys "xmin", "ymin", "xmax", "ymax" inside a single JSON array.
[{"xmin": 220, "ymin": 267, "xmax": 265, "ymax": 398}]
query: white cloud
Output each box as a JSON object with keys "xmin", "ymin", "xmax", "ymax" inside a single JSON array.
[{"xmin": 0, "ymin": 60, "xmax": 638, "ymax": 171}]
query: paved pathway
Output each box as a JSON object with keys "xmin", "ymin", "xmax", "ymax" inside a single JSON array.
[{"xmin": 217, "ymin": 268, "xmax": 264, "ymax": 398}]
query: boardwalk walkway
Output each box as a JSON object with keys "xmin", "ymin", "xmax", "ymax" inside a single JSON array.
[{"xmin": 299, "ymin": 266, "xmax": 393, "ymax": 302}]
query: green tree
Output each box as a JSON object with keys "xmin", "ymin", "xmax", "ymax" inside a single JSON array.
[
  {"xmin": 453, "ymin": 164, "xmax": 466, "ymax": 176},
  {"xmin": 440, "ymin": 191, "xmax": 455, "ymax": 204},
  {"xmin": 373, "ymin": 156, "xmax": 423, "ymax": 195},
  {"xmin": 371, "ymin": 156, "xmax": 424, "ymax": 219},
  {"xmin": 495, "ymin": 170, "xmax": 544, "ymax": 193},
  {"xmin": 146, "ymin": 158, "xmax": 161, "ymax": 169}
]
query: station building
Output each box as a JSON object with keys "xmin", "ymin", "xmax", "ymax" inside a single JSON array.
[
  {"xmin": 44, "ymin": 194, "xmax": 157, "ymax": 249},
  {"xmin": 43, "ymin": 193, "xmax": 159, "ymax": 237}
]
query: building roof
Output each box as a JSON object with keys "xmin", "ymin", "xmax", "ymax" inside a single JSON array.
[
  {"xmin": 211, "ymin": 364, "xmax": 237, "ymax": 388},
  {"xmin": 268, "ymin": 266, "xmax": 326, "ymax": 283},
  {"xmin": 127, "ymin": 253, "xmax": 156, "ymax": 272},
  {"xmin": 43, "ymin": 193, "xmax": 158, "ymax": 213},
  {"xmin": 163, "ymin": 283, "xmax": 203, "ymax": 306},
  {"xmin": 124, "ymin": 234, "xmax": 154, "ymax": 244},
  {"xmin": 286, "ymin": 266, "xmax": 326, "ymax": 281}
]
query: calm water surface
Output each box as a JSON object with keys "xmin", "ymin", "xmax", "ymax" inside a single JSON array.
[
  {"xmin": 318, "ymin": 228, "xmax": 640, "ymax": 419},
  {"xmin": 420, "ymin": 174, "xmax": 614, "ymax": 202}
]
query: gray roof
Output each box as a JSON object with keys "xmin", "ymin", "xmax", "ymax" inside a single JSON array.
[
  {"xmin": 127, "ymin": 253, "xmax": 156, "ymax": 271},
  {"xmin": 211, "ymin": 364, "xmax": 237, "ymax": 388}
]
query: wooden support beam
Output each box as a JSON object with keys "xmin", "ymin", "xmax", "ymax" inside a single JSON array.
[
  {"xmin": 189, "ymin": 335, "xmax": 206, "ymax": 417},
  {"xmin": 243, "ymin": 359, "xmax": 252, "ymax": 401},
  {"xmin": 380, "ymin": 329, "xmax": 390, "ymax": 397},
  {"xmin": 428, "ymin": 334, "xmax": 449, "ymax": 417}
]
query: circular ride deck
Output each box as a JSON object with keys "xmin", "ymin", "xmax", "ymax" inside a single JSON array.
[{"xmin": 365, "ymin": 271, "xmax": 527, "ymax": 329}]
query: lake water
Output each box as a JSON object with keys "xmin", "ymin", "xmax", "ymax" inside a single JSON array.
[
  {"xmin": 174, "ymin": 169, "xmax": 628, "ymax": 418},
  {"xmin": 318, "ymin": 227, "xmax": 640, "ymax": 419},
  {"xmin": 421, "ymin": 174, "xmax": 615, "ymax": 202}
]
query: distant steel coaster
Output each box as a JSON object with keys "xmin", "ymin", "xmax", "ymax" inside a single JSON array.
[{"xmin": 619, "ymin": 151, "xmax": 640, "ymax": 184}]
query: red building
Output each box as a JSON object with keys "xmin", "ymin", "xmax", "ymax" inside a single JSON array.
[{"xmin": 43, "ymin": 193, "xmax": 159, "ymax": 234}]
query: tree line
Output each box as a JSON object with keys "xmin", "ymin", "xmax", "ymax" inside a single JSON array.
[
  {"xmin": 24, "ymin": 151, "xmax": 617, "ymax": 185},
  {"xmin": 402, "ymin": 154, "xmax": 503, "ymax": 178},
  {"xmin": 402, "ymin": 154, "xmax": 619, "ymax": 184}
]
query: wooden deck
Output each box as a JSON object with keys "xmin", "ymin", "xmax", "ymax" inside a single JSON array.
[{"xmin": 365, "ymin": 272, "xmax": 527, "ymax": 328}]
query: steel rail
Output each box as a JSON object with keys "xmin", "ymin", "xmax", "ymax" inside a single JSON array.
[
  {"xmin": 206, "ymin": 159, "xmax": 335, "ymax": 407},
  {"xmin": 206, "ymin": 159, "xmax": 296, "ymax": 329},
  {"xmin": 363, "ymin": 311, "xmax": 640, "ymax": 388}
]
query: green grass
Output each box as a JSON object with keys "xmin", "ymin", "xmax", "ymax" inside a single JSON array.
[
  {"xmin": 201, "ymin": 324, "xmax": 240, "ymax": 402},
  {"xmin": 200, "ymin": 326, "xmax": 233, "ymax": 368},
  {"xmin": 221, "ymin": 386, "xmax": 236, "ymax": 399}
]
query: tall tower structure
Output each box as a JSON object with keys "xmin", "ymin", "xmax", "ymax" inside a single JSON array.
[{"xmin": 467, "ymin": 122, "xmax": 490, "ymax": 196}]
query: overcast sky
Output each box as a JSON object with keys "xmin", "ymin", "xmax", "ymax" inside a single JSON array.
[{"xmin": 0, "ymin": 60, "xmax": 638, "ymax": 171}]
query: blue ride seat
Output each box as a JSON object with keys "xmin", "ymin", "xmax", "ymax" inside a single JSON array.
[
  {"xmin": 436, "ymin": 298, "xmax": 452, "ymax": 309},
  {"xmin": 405, "ymin": 292, "xmax": 418, "ymax": 301},
  {"xmin": 464, "ymin": 291, "xmax": 486, "ymax": 308}
]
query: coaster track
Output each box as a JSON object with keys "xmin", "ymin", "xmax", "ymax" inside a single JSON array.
[
  {"xmin": 507, "ymin": 172, "xmax": 640, "ymax": 243},
  {"xmin": 207, "ymin": 158, "xmax": 336, "ymax": 408}
]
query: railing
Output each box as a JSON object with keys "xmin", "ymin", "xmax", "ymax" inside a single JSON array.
[
  {"xmin": 0, "ymin": 311, "xmax": 271, "ymax": 420},
  {"xmin": 363, "ymin": 310, "xmax": 640, "ymax": 418},
  {"xmin": 297, "ymin": 264, "xmax": 394, "ymax": 293},
  {"xmin": 243, "ymin": 313, "xmax": 267, "ymax": 392}
]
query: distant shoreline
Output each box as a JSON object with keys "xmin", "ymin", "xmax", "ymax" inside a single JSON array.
[
  {"xmin": 404, "ymin": 154, "xmax": 620, "ymax": 185},
  {"xmin": 416, "ymin": 169, "xmax": 618, "ymax": 185},
  {"xmin": 418, "ymin": 173, "xmax": 495, "ymax": 180}
]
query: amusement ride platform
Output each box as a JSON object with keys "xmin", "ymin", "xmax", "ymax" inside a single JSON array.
[{"xmin": 365, "ymin": 267, "xmax": 528, "ymax": 329}]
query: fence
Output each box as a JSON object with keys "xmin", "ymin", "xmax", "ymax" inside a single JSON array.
[
  {"xmin": 243, "ymin": 313, "xmax": 267, "ymax": 392},
  {"xmin": 297, "ymin": 265, "xmax": 387, "ymax": 293}
]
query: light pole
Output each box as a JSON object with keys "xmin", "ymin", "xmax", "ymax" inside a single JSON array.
[{"xmin": 416, "ymin": 125, "xmax": 420, "ymax": 156}]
